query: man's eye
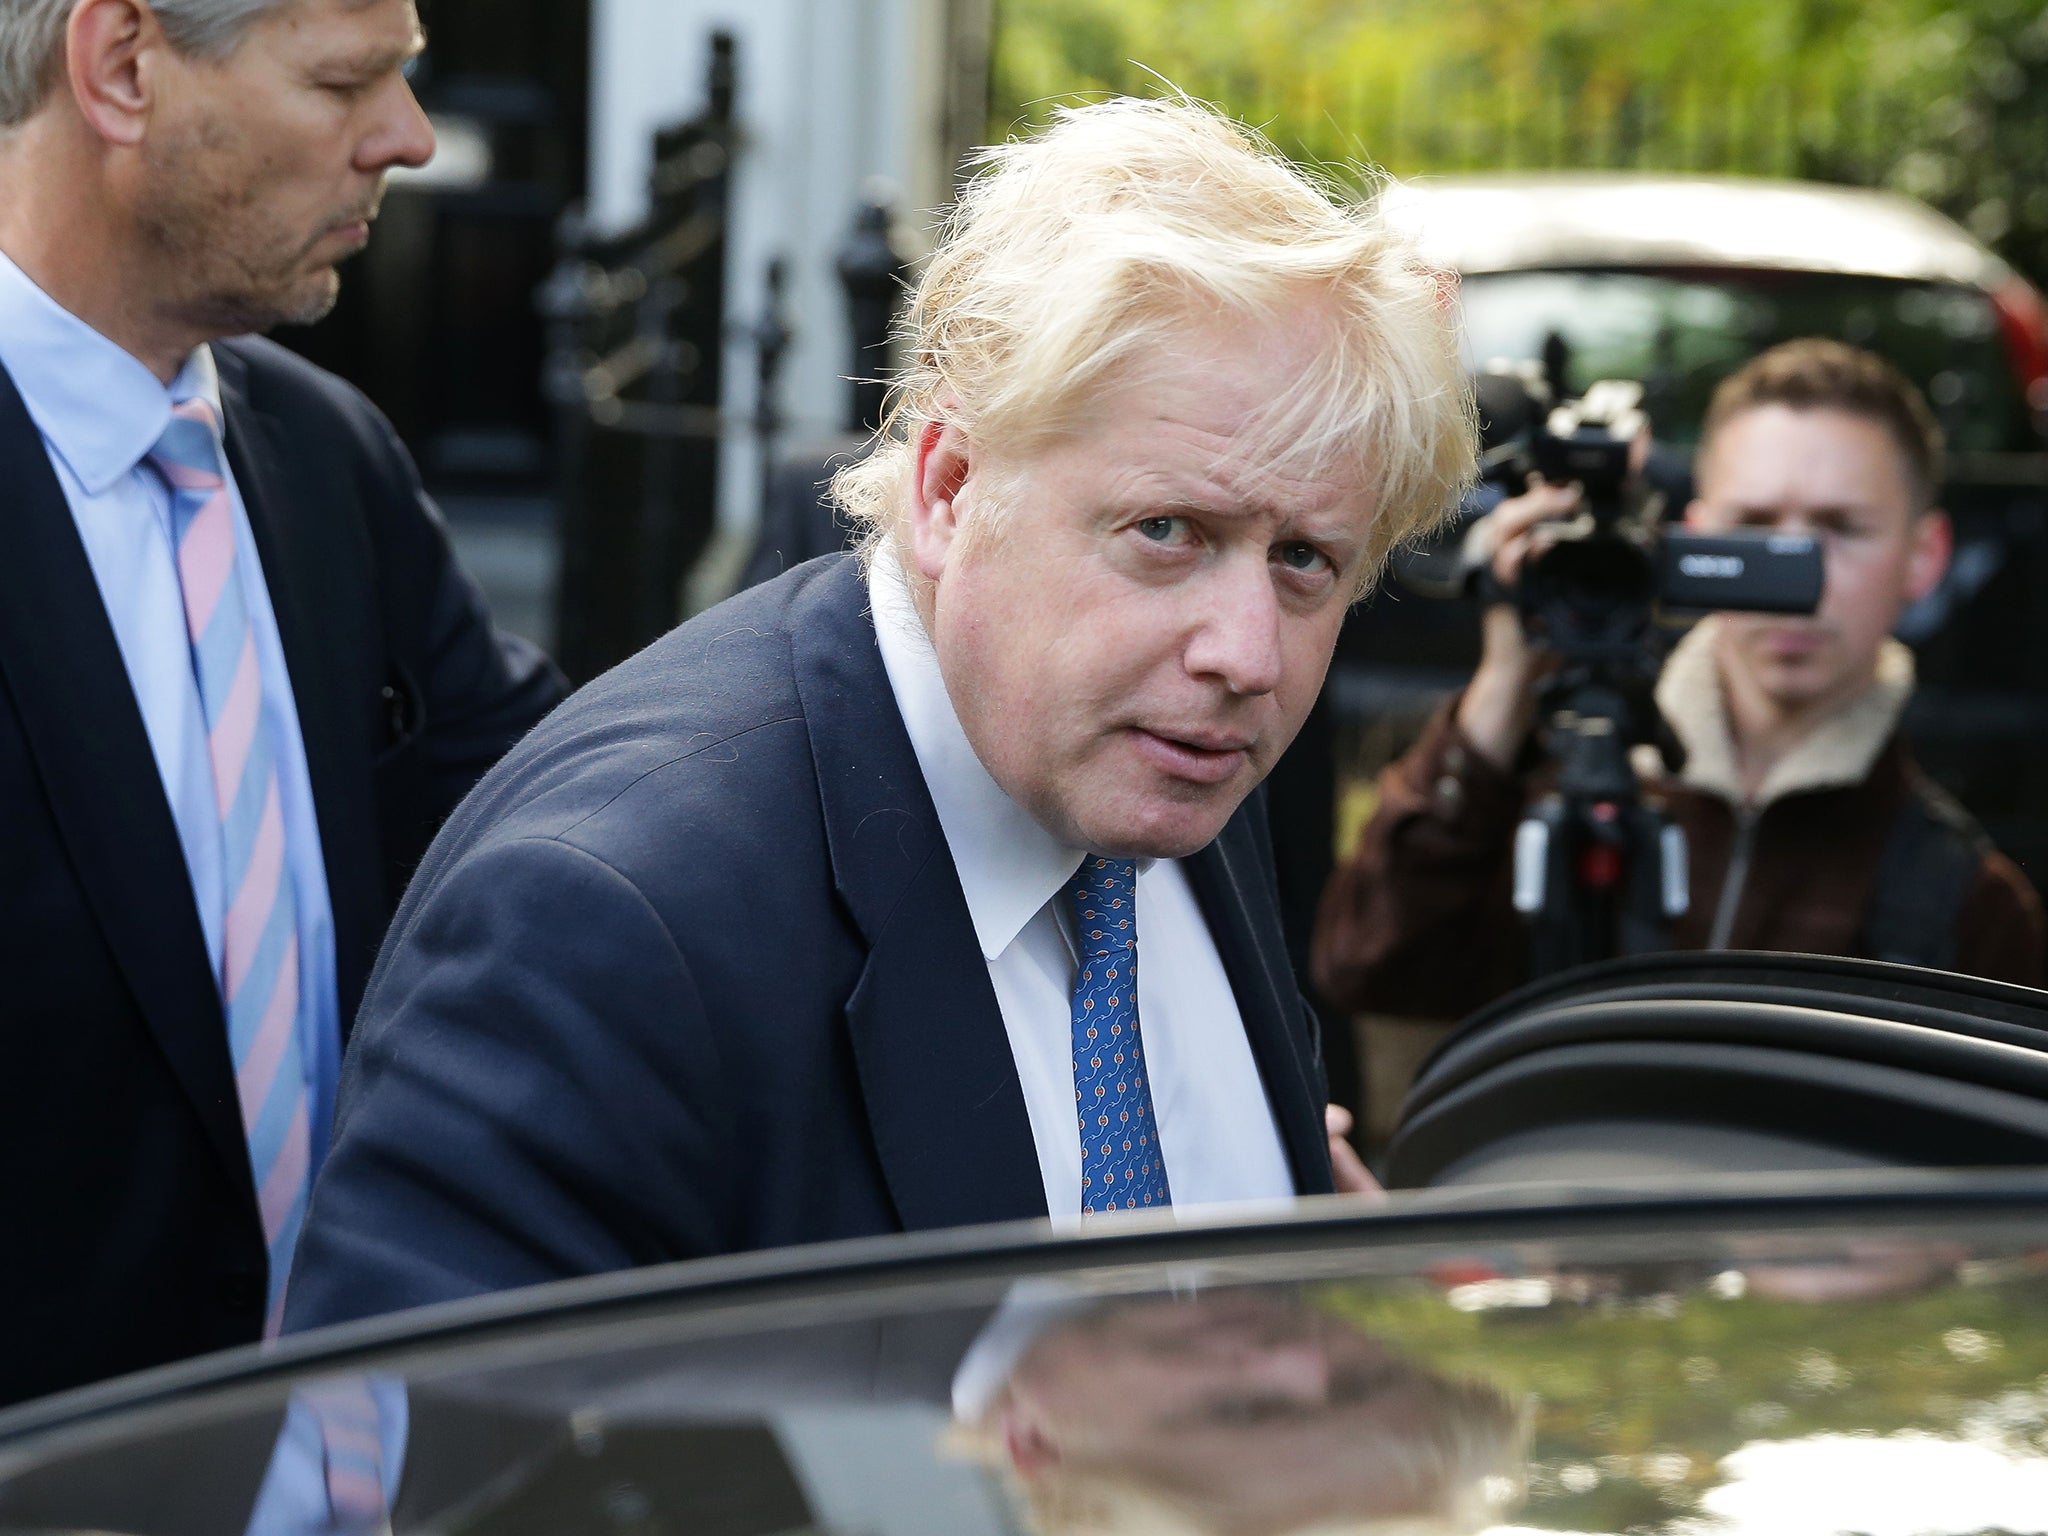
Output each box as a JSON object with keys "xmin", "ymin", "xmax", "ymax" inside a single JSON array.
[
  {"xmin": 1137, "ymin": 517, "xmax": 1186, "ymax": 544},
  {"xmin": 1275, "ymin": 541, "xmax": 1330, "ymax": 573}
]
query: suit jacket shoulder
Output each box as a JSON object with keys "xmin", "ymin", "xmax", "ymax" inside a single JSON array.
[
  {"xmin": 400, "ymin": 552, "xmax": 832, "ymax": 903},
  {"xmin": 217, "ymin": 333, "xmax": 389, "ymax": 431}
]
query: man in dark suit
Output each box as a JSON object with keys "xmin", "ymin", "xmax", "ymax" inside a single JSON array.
[
  {"xmin": 286, "ymin": 97, "xmax": 1473, "ymax": 1331},
  {"xmin": 0, "ymin": 0, "xmax": 563, "ymax": 1406}
]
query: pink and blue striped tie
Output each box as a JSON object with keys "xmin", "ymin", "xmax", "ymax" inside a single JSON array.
[
  {"xmin": 148, "ymin": 399, "xmax": 310, "ymax": 1336},
  {"xmin": 299, "ymin": 1377, "xmax": 393, "ymax": 1526}
]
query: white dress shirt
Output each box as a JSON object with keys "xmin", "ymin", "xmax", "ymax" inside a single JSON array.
[
  {"xmin": 867, "ymin": 552, "xmax": 1294, "ymax": 1221},
  {"xmin": 0, "ymin": 249, "xmax": 342, "ymax": 1159}
]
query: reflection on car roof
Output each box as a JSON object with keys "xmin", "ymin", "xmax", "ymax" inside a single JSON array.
[
  {"xmin": 3, "ymin": 1175, "xmax": 2048, "ymax": 1536},
  {"xmin": 1381, "ymin": 173, "xmax": 2011, "ymax": 287}
]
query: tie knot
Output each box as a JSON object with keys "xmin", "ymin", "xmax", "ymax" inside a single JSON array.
[
  {"xmin": 171, "ymin": 396, "xmax": 221, "ymax": 434},
  {"xmin": 147, "ymin": 397, "xmax": 226, "ymax": 487},
  {"xmin": 1067, "ymin": 855, "xmax": 1137, "ymax": 957}
]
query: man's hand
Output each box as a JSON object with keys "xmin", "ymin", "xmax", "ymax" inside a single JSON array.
[
  {"xmin": 1454, "ymin": 477, "xmax": 1584, "ymax": 770},
  {"xmin": 1325, "ymin": 1104, "xmax": 1386, "ymax": 1199}
]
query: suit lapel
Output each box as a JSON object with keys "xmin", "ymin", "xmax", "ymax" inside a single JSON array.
[
  {"xmin": 0, "ymin": 361, "xmax": 253, "ymax": 1193},
  {"xmin": 213, "ymin": 344, "xmax": 380, "ymax": 1028},
  {"xmin": 1185, "ymin": 811, "xmax": 1335, "ymax": 1196},
  {"xmin": 787, "ymin": 558, "xmax": 1048, "ymax": 1232}
]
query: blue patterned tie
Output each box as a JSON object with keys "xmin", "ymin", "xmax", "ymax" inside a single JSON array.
[{"xmin": 1068, "ymin": 856, "xmax": 1172, "ymax": 1212}]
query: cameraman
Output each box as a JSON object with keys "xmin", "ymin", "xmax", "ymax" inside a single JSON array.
[{"xmin": 1313, "ymin": 339, "xmax": 2046, "ymax": 1020}]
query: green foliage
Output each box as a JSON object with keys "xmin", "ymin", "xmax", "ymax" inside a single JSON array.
[
  {"xmin": 1316, "ymin": 1261, "xmax": 2048, "ymax": 1533},
  {"xmin": 990, "ymin": 0, "xmax": 2048, "ymax": 285}
]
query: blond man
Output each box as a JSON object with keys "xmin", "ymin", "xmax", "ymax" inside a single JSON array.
[
  {"xmin": 954, "ymin": 1290, "xmax": 1526, "ymax": 1536},
  {"xmin": 286, "ymin": 98, "xmax": 1471, "ymax": 1328},
  {"xmin": 1315, "ymin": 339, "xmax": 2046, "ymax": 1021}
]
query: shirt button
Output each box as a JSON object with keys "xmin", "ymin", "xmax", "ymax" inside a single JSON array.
[{"xmin": 1435, "ymin": 774, "xmax": 1465, "ymax": 812}]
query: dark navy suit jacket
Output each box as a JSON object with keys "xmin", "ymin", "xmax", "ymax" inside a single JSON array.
[{"xmin": 286, "ymin": 554, "xmax": 1334, "ymax": 1331}]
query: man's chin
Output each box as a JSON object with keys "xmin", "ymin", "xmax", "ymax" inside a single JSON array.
[
  {"xmin": 188, "ymin": 272, "xmax": 342, "ymax": 338},
  {"xmin": 1073, "ymin": 790, "xmax": 1245, "ymax": 861},
  {"xmin": 277, "ymin": 271, "xmax": 343, "ymax": 329},
  {"xmin": 1748, "ymin": 663, "xmax": 1845, "ymax": 714},
  {"xmin": 1729, "ymin": 640, "xmax": 1837, "ymax": 702}
]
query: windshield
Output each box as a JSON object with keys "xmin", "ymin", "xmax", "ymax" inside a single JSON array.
[
  {"xmin": 3, "ymin": 1204, "xmax": 2048, "ymax": 1535},
  {"xmin": 1459, "ymin": 269, "xmax": 2030, "ymax": 455}
]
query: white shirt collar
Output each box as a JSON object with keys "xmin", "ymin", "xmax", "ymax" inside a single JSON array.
[
  {"xmin": 948, "ymin": 1282, "xmax": 1092, "ymax": 1422},
  {"xmin": 867, "ymin": 549, "xmax": 1088, "ymax": 961},
  {"xmin": 950, "ymin": 1266, "xmax": 1234, "ymax": 1421},
  {"xmin": 0, "ymin": 246, "xmax": 222, "ymax": 496}
]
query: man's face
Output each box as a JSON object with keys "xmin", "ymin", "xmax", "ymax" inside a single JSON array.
[
  {"xmin": 1686, "ymin": 404, "xmax": 1950, "ymax": 715},
  {"xmin": 909, "ymin": 310, "xmax": 1375, "ymax": 859},
  {"xmin": 1000, "ymin": 1294, "xmax": 1511, "ymax": 1530},
  {"xmin": 133, "ymin": 0, "xmax": 433, "ymax": 336},
  {"xmin": 1007, "ymin": 1294, "xmax": 1405, "ymax": 1444}
]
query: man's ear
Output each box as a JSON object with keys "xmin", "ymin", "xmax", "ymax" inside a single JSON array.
[
  {"xmin": 66, "ymin": 0, "xmax": 159, "ymax": 147},
  {"xmin": 908, "ymin": 417, "xmax": 973, "ymax": 584},
  {"xmin": 997, "ymin": 1399, "xmax": 1061, "ymax": 1478},
  {"xmin": 1905, "ymin": 507, "xmax": 1953, "ymax": 605}
]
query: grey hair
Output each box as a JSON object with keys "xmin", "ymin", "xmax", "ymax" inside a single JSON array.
[{"xmin": 0, "ymin": 0, "xmax": 295, "ymax": 126}]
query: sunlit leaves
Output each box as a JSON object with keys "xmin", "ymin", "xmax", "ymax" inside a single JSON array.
[{"xmin": 992, "ymin": 0, "xmax": 2048, "ymax": 284}]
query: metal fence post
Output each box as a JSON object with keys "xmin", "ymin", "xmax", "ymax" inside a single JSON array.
[
  {"xmin": 836, "ymin": 191, "xmax": 909, "ymax": 435},
  {"xmin": 542, "ymin": 30, "xmax": 739, "ymax": 682}
]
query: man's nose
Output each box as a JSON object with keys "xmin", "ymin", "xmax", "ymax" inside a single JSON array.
[
  {"xmin": 360, "ymin": 80, "xmax": 437, "ymax": 174},
  {"xmin": 1184, "ymin": 560, "xmax": 1285, "ymax": 696}
]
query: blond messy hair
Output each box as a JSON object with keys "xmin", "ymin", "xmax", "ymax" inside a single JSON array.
[{"xmin": 832, "ymin": 96, "xmax": 1475, "ymax": 595}]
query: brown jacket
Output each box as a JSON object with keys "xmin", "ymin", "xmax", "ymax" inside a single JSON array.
[{"xmin": 1313, "ymin": 620, "xmax": 2047, "ymax": 1019}]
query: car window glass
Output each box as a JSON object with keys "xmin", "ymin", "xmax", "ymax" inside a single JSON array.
[{"xmin": 1459, "ymin": 270, "xmax": 2026, "ymax": 455}]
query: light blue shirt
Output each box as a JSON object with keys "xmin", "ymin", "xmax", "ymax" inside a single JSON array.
[
  {"xmin": 242, "ymin": 1377, "xmax": 410, "ymax": 1534},
  {"xmin": 0, "ymin": 248, "xmax": 343, "ymax": 1167}
]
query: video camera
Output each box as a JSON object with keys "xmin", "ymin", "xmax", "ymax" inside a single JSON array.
[
  {"xmin": 1497, "ymin": 370, "xmax": 1822, "ymax": 653},
  {"xmin": 1397, "ymin": 364, "xmax": 1827, "ymax": 975},
  {"xmin": 1403, "ymin": 365, "xmax": 1825, "ymax": 648}
]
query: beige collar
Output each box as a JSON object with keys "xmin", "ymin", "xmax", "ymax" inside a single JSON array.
[{"xmin": 1646, "ymin": 614, "xmax": 1913, "ymax": 810}]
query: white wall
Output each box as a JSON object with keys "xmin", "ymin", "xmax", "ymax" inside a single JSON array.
[{"xmin": 589, "ymin": 0, "xmax": 961, "ymax": 575}]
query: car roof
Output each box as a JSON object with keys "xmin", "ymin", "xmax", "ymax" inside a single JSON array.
[
  {"xmin": 5, "ymin": 1173, "xmax": 2048, "ymax": 1535},
  {"xmin": 1380, "ymin": 172, "xmax": 2015, "ymax": 287}
]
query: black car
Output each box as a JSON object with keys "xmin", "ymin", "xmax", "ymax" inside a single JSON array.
[{"xmin": 4, "ymin": 1169, "xmax": 2048, "ymax": 1535}]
